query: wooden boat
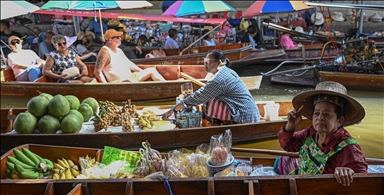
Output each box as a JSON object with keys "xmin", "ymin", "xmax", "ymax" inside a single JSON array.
[
  {"xmin": 131, "ymin": 43, "xmax": 286, "ymax": 67},
  {"xmin": 1, "ymin": 144, "xmax": 383, "ymax": 195},
  {"xmin": 0, "ymin": 64, "xmax": 262, "ymax": 102},
  {"xmin": 271, "ymin": 70, "xmax": 384, "ymax": 91},
  {"xmin": 0, "ymin": 101, "xmax": 313, "ymax": 154}
]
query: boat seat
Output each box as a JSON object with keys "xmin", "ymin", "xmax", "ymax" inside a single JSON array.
[
  {"xmin": 163, "ymin": 48, "xmax": 180, "ymax": 56},
  {"xmin": 1, "ymin": 68, "xmax": 16, "ymax": 82}
]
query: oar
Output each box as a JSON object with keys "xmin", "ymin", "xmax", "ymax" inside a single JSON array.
[
  {"xmin": 231, "ymin": 147, "xmax": 384, "ymax": 164},
  {"xmin": 231, "ymin": 147, "xmax": 299, "ymax": 157},
  {"xmin": 179, "ymin": 24, "xmax": 222, "ymax": 55},
  {"xmin": 180, "ymin": 72, "xmax": 205, "ymax": 87}
]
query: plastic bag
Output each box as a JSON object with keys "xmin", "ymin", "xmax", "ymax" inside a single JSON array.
[
  {"xmin": 133, "ymin": 141, "xmax": 166, "ymax": 178},
  {"xmin": 208, "ymin": 129, "xmax": 232, "ymax": 166},
  {"xmin": 166, "ymin": 147, "xmax": 209, "ymax": 178},
  {"xmin": 214, "ymin": 165, "xmax": 246, "ymax": 177},
  {"xmin": 101, "ymin": 146, "xmax": 141, "ymax": 172},
  {"xmin": 239, "ymin": 18, "xmax": 250, "ymax": 31}
]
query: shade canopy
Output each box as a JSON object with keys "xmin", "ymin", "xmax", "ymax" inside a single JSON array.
[
  {"xmin": 40, "ymin": 1, "xmax": 152, "ymax": 10},
  {"xmin": 1, "ymin": 0, "xmax": 40, "ymax": 19},
  {"xmin": 162, "ymin": 0, "xmax": 236, "ymax": 17},
  {"xmin": 243, "ymin": 0, "xmax": 313, "ymax": 17}
]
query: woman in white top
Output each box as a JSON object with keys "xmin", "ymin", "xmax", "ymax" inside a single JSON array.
[{"xmin": 202, "ymin": 29, "xmax": 218, "ymax": 46}]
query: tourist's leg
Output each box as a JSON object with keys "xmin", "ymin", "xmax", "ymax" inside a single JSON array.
[
  {"xmin": 15, "ymin": 71, "xmax": 29, "ymax": 81},
  {"xmin": 136, "ymin": 67, "xmax": 166, "ymax": 81},
  {"xmin": 27, "ymin": 67, "xmax": 42, "ymax": 82}
]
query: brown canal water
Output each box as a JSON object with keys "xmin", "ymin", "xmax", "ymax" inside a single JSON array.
[{"xmin": 1, "ymin": 65, "xmax": 383, "ymax": 158}]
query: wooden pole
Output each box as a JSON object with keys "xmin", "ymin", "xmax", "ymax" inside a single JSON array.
[
  {"xmin": 179, "ymin": 24, "xmax": 222, "ymax": 55},
  {"xmin": 180, "ymin": 72, "xmax": 206, "ymax": 87},
  {"xmin": 98, "ymin": 9, "xmax": 104, "ymax": 42},
  {"xmin": 231, "ymin": 147, "xmax": 299, "ymax": 157}
]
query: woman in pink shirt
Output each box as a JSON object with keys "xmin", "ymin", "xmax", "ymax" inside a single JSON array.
[{"xmin": 280, "ymin": 25, "xmax": 302, "ymax": 49}]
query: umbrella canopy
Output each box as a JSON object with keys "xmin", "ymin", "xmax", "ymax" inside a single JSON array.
[
  {"xmin": 243, "ymin": 0, "xmax": 313, "ymax": 17},
  {"xmin": 1, "ymin": 0, "xmax": 40, "ymax": 19},
  {"xmin": 40, "ymin": 1, "xmax": 152, "ymax": 10},
  {"xmin": 162, "ymin": 0, "xmax": 236, "ymax": 17}
]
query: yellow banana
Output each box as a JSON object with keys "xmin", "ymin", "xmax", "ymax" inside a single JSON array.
[
  {"xmin": 52, "ymin": 168, "xmax": 61, "ymax": 173},
  {"xmin": 59, "ymin": 171, "xmax": 65, "ymax": 179},
  {"xmin": 57, "ymin": 159, "xmax": 68, "ymax": 168},
  {"xmin": 67, "ymin": 159, "xmax": 75, "ymax": 167},
  {"xmin": 65, "ymin": 168, "xmax": 72, "ymax": 179},
  {"xmin": 62, "ymin": 158, "xmax": 70, "ymax": 168},
  {"xmin": 11, "ymin": 172, "xmax": 21, "ymax": 179},
  {"xmin": 54, "ymin": 163, "xmax": 65, "ymax": 170},
  {"xmin": 53, "ymin": 173, "xmax": 60, "ymax": 179},
  {"xmin": 71, "ymin": 168, "xmax": 79, "ymax": 178}
]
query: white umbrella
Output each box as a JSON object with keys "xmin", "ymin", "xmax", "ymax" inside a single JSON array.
[{"xmin": 1, "ymin": 0, "xmax": 40, "ymax": 19}]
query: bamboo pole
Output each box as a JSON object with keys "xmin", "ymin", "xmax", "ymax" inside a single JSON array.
[
  {"xmin": 180, "ymin": 72, "xmax": 206, "ymax": 87},
  {"xmin": 179, "ymin": 24, "xmax": 222, "ymax": 55},
  {"xmin": 231, "ymin": 147, "xmax": 299, "ymax": 157},
  {"xmin": 98, "ymin": 9, "xmax": 104, "ymax": 42}
]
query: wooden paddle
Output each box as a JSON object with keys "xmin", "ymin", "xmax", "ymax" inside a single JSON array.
[
  {"xmin": 232, "ymin": 147, "xmax": 384, "ymax": 164},
  {"xmin": 180, "ymin": 72, "xmax": 205, "ymax": 87}
]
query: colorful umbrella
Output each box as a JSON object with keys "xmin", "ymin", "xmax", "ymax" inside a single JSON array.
[
  {"xmin": 162, "ymin": 0, "xmax": 236, "ymax": 17},
  {"xmin": 243, "ymin": 0, "xmax": 313, "ymax": 17},
  {"xmin": 40, "ymin": 1, "xmax": 152, "ymax": 10},
  {"xmin": 1, "ymin": 0, "xmax": 40, "ymax": 19}
]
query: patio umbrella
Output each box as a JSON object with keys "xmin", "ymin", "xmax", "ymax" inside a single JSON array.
[
  {"xmin": 162, "ymin": 0, "xmax": 236, "ymax": 17},
  {"xmin": 40, "ymin": 1, "xmax": 153, "ymax": 40},
  {"xmin": 243, "ymin": 0, "xmax": 313, "ymax": 17},
  {"xmin": 1, "ymin": 0, "xmax": 40, "ymax": 19}
]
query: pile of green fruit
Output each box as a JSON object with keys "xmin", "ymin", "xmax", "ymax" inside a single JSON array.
[
  {"xmin": 6, "ymin": 148, "xmax": 54, "ymax": 179},
  {"xmin": 13, "ymin": 91, "xmax": 99, "ymax": 134}
]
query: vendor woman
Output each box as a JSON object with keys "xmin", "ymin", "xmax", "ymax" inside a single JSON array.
[{"xmin": 162, "ymin": 50, "xmax": 260, "ymax": 125}]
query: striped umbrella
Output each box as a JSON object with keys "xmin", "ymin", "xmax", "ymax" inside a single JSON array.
[
  {"xmin": 243, "ymin": 0, "xmax": 313, "ymax": 17},
  {"xmin": 162, "ymin": 0, "xmax": 236, "ymax": 17},
  {"xmin": 1, "ymin": 0, "xmax": 40, "ymax": 19},
  {"xmin": 40, "ymin": 1, "xmax": 152, "ymax": 10}
]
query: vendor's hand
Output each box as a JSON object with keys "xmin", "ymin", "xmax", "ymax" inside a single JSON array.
[
  {"xmin": 162, "ymin": 109, "xmax": 174, "ymax": 120},
  {"xmin": 81, "ymin": 69, "xmax": 89, "ymax": 76},
  {"xmin": 285, "ymin": 105, "xmax": 304, "ymax": 132},
  {"xmin": 334, "ymin": 167, "xmax": 354, "ymax": 186}
]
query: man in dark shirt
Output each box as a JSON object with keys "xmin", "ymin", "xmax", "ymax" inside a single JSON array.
[{"xmin": 1, "ymin": 20, "xmax": 23, "ymax": 58}]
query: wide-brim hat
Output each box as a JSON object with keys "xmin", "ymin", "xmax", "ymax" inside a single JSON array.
[
  {"xmin": 369, "ymin": 13, "xmax": 382, "ymax": 22},
  {"xmin": 313, "ymin": 12, "xmax": 324, "ymax": 25},
  {"xmin": 332, "ymin": 12, "xmax": 345, "ymax": 22},
  {"xmin": 77, "ymin": 31, "xmax": 85, "ymax": 40},
  {"xmin": 295, "ymin": 26, "xmax": 304, "ymax": 33},
  {"xmin": 8, "ymin": 36, "xmax": 22, "ymax": 44},
  {"xmin": 65, "ymin": 36, "xmax": 77, "ymax": 48},
  {"xmin": 292, "ymin": 81, "xmax": 365, "ymax": 126}
]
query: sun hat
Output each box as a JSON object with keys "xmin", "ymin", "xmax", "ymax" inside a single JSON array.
[
  {"xmin": 292, "ymin": 81, "xmax": 365, "ymax": 126},
  {"xmin": 369, "ymin": 13, "xmax": 382, "ymax": 23},
  {"xmin": 295, "ymin": 26, "xmax": 304, "ymax": 33},
  {"xmin": 8, "ymin": 36, "xmax": 22, "ymax": 44},
  {"xmin": 332, "ymin": 12, "xmax": 345, "ymax": 22},
  {"xmin": 104, "ymin": 29, "xmax": 123, "ymax": 40},
  {"xmin": 77, "ymin": 31, "xmax": 85, "ymax": 40},
  {"xmin": 311, "ymin": 12, "xmax": 324, "ymax": 25}
]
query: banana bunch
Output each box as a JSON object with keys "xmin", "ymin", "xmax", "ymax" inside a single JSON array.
[
  {"xmin": 6, "ymin": 148, "xmax": 54, "ymax": 179},
  {"xmin": 136, "ymin": 115, "xmax": 152, "ymax": 130},
  {"xmin": 79, "ymin": 155, "xmax": 99, "ymax": 170},
  {"xmin": 50, "ymin": 158, "xmax": 80, "ymax": 179}
]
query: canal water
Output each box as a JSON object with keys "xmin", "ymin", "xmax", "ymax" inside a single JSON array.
[{"xmin": 1, "ymin": 65, "xmax": 383, "ymax": 158}]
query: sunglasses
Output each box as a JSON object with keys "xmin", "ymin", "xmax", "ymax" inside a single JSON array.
[
  {"xmin": 10, "ymin": 41, "xmax": 21, "ymax": 45},
  {"xmin": 111, "ymin": 36, "xmax": 121, "ymax": 39},
  {"xmin": 56, "ymin": 42, "xmax": 67, "ymax": 47}
]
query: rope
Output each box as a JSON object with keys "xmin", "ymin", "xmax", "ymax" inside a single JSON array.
[{"xmin": 163, "ymin": 176, "xmax": 174, "ymax": 195}]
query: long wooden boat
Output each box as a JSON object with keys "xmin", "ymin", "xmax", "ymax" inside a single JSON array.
[
  {"xmin": 0, "ymin": 64, "xmax": 262, "ymax": 102},
  {"xmin": 0, "ymin": 101, "xmax": 312, "ymax": 154},
  {"xmin": 271, "ymin": 70, "xmax": 384, "ymax": 91},
  {"xmin": 1, "ymin": 144, "xmax": 383, "ymax": 195},
  {"xmin": 131, "ymin": 43, "xmax": 286, "ymax": 67}
]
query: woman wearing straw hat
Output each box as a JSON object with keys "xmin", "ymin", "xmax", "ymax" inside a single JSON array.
[
  {"xmin": 278, "ymin": 81, "xmax": 368, "ymax": 186},
  {"xmin": 311, "ymin": 12, "xmax": 324, "ymax": 32}
]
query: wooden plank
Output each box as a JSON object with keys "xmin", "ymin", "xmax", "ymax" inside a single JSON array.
[
  {"xmin": 67, "ymin": 183, "xmax": 82, "ymax": 195},
  {"xmin": 44, "ymin": 182, "xmax": 54, "ymax": 195}
]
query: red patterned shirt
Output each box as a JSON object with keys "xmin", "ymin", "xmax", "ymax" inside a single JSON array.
[{"xmin": 278, "ymin": 126, "xmax": 368, "ymax": 173}]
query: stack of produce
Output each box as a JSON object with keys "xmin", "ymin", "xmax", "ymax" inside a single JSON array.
[
  {"xmin": 13, "ymin": 91, "xmax": 98, "ymax": 134},
  {"xmin": 5, "ymin": 148, "xmax": 54, "ymax": 179},
  {"xmin": 51, "ymin": 158, "xmax": 80, "ymax": 179}
]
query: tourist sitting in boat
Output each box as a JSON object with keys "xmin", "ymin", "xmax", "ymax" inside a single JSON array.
[
  {"xmin": 162, "ymin": 50, "xmax": 260, "ymax": 125},
  {"xmin": 163, "ymin": 28, "xmax": 179, "ymax": 49},
  {"xmin": 1, "ymin": 20, "xmax": 23, "ymax": 58},
  {"xmin": 94, "ymin": 29, "xmax": 166, "ymax": 83},
  {"xmin": 43, "ymin": 34, "xmax": 93, "ymax": 83},
  {"xmin": 279, "ymin": 24, "xmax": 302, "ymax": 50},
  {"xmin": 65, "ymin": 36, "xmax": 97, "ymax": 62},
  {"xmin": 38, "ymin": 31, "xmax": 55, "ymax": 60},
  {"xmin": 277, "ymin": 81, "xmax": 367, "ymax": 186},
  {"xmin": 241, "ymin": 24, "xmax": 260, "ymax": 51},
  {"xmin": 7, "ymin": 36, "xmax": 46, "ymax": 82},
  {"xmin": 202, "ymin": 29, "xmax": 218, "ymax": 46},
  {"xmin": 73, "ymin": 31, "xmax": 97, "ymax": 62}
]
